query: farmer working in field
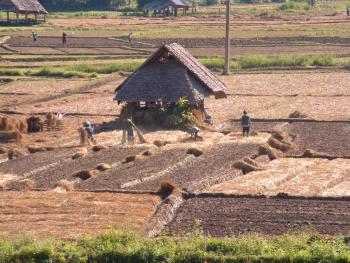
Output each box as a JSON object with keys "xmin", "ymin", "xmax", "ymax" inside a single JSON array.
[
  {"xmin": 188, "ymin": 126, "xmax": 200, "ymax": 140},
  {"xmin": 128, "ymin": 32, "xmax": 133, "ymax": 46},
  {"xmin": 32, "ymin": 32, "xmax": 37, "ymax": 42},
  {"xmin": 241, "ymin": 110, "xmax": 251, "ymax": 137},
  {"xmin": 83, "ymin": 121, "xmax": 95, "ymax": 144},
  {"xmin": 62, "ymin": 32, "xmax": 67, "ymax": 45}
]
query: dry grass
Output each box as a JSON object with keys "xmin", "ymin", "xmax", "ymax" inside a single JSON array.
[
  {"xmin": 55, "ymin": 179, "xmax": 75, "ymax": 192},
  {"xmin": 0, "ymin": 191, "xmax": 161, "ymax": 239},
  {"xmin": 208, "ymin": 158, "xmax": 350, "ymax": 197}
]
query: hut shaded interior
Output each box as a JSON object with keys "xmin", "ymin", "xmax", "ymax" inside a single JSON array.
[
  {"xmin": 114, "ymin": 43, "xmax": 226, "ymax": 126},
  {"xmin": 0, "ymin": 0, "xmax": 48, "ymax": 23}
]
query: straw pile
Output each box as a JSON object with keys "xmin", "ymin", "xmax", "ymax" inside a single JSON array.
[
  {"xmin": 95, "ymin": 163, "xmax": 111, "ymax": 171},
  {"xmin": 72, "ymin": 148, "xmax": 88, "ymax": 159},
  {"xmin": 186, "ymin": 147, "xmax": 203, "ymax": 157},
  {"xmin": 55, "ymin": 180, "xmax": 74, "ymax": 192},
  {"xmin": 73, "ymin": 169, "xmax": 99, "ymax": 180},
  {"xmin": 0, "ymin": 117, "xmax": 27, "ymax": 134},
  {"xmin": 302, "ymin": 149, "xmax": 335, "ymax": 160},
  {"xmin": 258, "ymin": 143, "xmax": 284, "ymax": 160},
  {"xmin": 233, "ymin": 157, "xmax": 264, "ymax": 174},
  {"xmin": 92, "ymin": 144, "xmax": 108, "ymax": 152},
  {"xmin": 158, "ymin": 181, "xmax": 179, "ymax": 199},
  {"xmin": 7, "ymin": 148, "xmax": 25, "ymax": 160},
  {"xmin": 289, "ymin": 111, "xmax": 308, "ymax": 119}
]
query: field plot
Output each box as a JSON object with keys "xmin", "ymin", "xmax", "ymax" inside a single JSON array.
[
  {"xmin": 0, "ymin": 191, "xmax": 160, "ymax": 239},
  {"xmin": 209, "ymin": 158, "xmax": 350, "ymax": 197},
  {"xmin": 288, "ymin": 122, "xmax": 350, "ymax": 156},
  {"xmin": 129, "ymin": 142, "xmax": 259, "ymax": 192},
  {"xmin": 4, "ymin": 146, "xmax": 146, "ymax": 190},
  {"xmin": 168, "ymin": 196, "xmax": 350, "ymax": 236},
  {"xmin": 76, "ymin": 148, "xmax": 189, "ymax": 191}
]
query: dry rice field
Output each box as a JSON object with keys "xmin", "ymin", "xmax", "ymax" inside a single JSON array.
[{"xmin": 0, "ymin": 191, "xmax": 160, "ymax": 240}]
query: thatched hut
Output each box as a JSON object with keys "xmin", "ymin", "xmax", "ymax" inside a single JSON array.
[
  {"xmin": 114, "ymin": 43, "xmax": 226, "ymax": 125},
  {"xmin": 0, "ymin": 0, "xmax": 48, "ymax": 23},
  {"xmin": 145, "ymin": 0, "xmax": 193, "ymax": 16}
]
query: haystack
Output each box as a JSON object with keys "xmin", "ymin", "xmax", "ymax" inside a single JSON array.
[
  {"xmin": 27, "ymin": 145, "xmax": 46, "ymax": 154},
  {"xmin": 92, "ymin": 144, "xmax": 108, "ymax": 152},
  {"xmin": 154, "ymin": 140, "xmax": 171, "ymax": 147},
  {"xmin": 72, "ymin": 148, "xmax": 88, "ymax": 159},
  {"xmin": 95, "ymin": 163, "xmax": 111, "ymax": 171},
  {"xmin": 258, "ymin": 143, "xmax": 284, "ymax": 160},
  {"xmin": 46, "ymin": 113, "xmax": 58, "ymax": 131},
  {"xmin": 243, "ymin": 157, "xmax": 261, "ymax": 167},
  {"xmin": 55, "ymin": 180, "xmax": 74, "ymax": 192},
  {"xmin": 268, "ymin": 137, "xmax": 293, "ymax": 152},
  {"xmin": 73, "ymin": 169, "xmax": 99, "ymax": 180},
  {"xmin": 142, "ymin": 150, "xmax": 154, "ymax": 156},
  {"xmin": 302, "ymin": 149, "xmax": 334, "ymax": 159},
  {"xmin": 124, "ymin": 154, "xmax": 144, "ymax": 163},
  {"xmin": 158, "ymin": 181, "xmax": 179, "ymax": 199},
  {"xmin": 78, "ymin": 127, "xmax": 89, "ymax": 146},
  {"xmin": 271, "ymin": 131, "xmax": 288, "ymax": 141},
  {"xmin": 0, "ymin": 117, "xmax": 27, "ymax": 134},
  {"xmin": 289, "ymin": 111, "xmax": 308, "ymax": 119},
  {"xmin": 27, "ymin": 116, "xmax": 43, "ymax": 133},
  {"xmin": 233, "ymin": 159, "xmax": 263, "ymax": 174},
  {"xmin": 7, "ymin": 149, "xmax": 25, "ymax": 160},
  {"xmin": 186, "ymin": 147, "xmax": 203, "ymax": 157},
  {"xmin": 0, "ymin": 146, "xmax": 7, "ymax": 154}
]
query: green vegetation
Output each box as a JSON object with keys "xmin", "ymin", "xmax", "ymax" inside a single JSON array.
[
  {"xmin": 0, "ymin": 231, "xmax": 349, "ymax": 262},
  {"xmin": 199, "ymin": 54, "xmax": 336, "ymax": 70}
]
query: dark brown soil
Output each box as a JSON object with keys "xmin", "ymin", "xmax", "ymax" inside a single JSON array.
[
  {"xmin": 5, "ymin": 36, "xmax": 145, "ymax": 48},
  {"xmin": 0, "ymin": 147, "xmax": 76, "ymax": 176},
  {"xmin": 76, "ymin": 148, "xmax": 188, "ymax": 191},
  {"xmin": 6, "ymin": 146, "xmax": 146, "ymax": 189},
  {"xmin": 168, "ymin": 196, "xmax": 350, "ymax": 236},
  {"xmin": 217, "ymin": 120, "xmax": 287, "ymax": 133},
  {"xmin": 129, "ymin": 143, "xmax": 259, "ymax": 192},
  {"xmin": 288, "ymin": 122, "xmax": 350, "ymax": 156}
]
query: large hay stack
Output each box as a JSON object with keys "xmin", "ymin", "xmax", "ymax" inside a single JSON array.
[{"xmin": 0, "ymin": 117, "xmax": 27, "ymax": 134}]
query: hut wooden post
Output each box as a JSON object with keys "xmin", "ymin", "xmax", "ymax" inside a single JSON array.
[
  {"xmin": 15, "ymin": 10, "xmax": 19, "ymax": 23},
  {"xmin": 44, "ymin": 14, "xmax": 46, "ymax": 22},
  {"xmin": 34, "ymin": 13, "xmax": 38, "ymax": 22},
  {"xmin": 6, "ymin": 10, "xmax": 9, "ymax": 22},
  {"xmin": 25, "ymin": 12, "xmax": 28, "ymax": 22},
  {"xmin": 224, "ymin": 0, "xmax": 230, "ymax": 75}
]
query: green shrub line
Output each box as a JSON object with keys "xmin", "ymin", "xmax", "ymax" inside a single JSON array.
[
  {"xmin": 0, "ymin": 231, "xmax": 349, "ymax": 262},
  {"xmin": 0, "ymin": 55, "xmax": 338, "ymax": 78}
]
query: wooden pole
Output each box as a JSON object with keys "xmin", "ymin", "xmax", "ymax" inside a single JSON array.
[
  {"xmin": 224, "ymin": 0, "xmax": 230, "ymax": 75},
  {"xmin": 6, "ymin": 10, "xmax": 9, "ymax": 22},
  {"xmin": 15, "ymin": 10, "xmax": 19, "ymax": 23}
]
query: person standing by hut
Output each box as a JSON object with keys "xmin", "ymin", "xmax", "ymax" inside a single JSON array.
[
  {"xmin": 241, "ymin": 110, "xmax": 251, "ymax": 137},
  {"xmin": 121, "ymin": 118, "xmax": 135, "ymax": 144},
  {"xmin": 128, "ymin": 32, "xmax": 133, "ymax": 46}
]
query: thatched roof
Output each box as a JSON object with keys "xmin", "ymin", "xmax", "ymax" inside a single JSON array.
[
  {"xmin": 0, "ymin": 0, "xmax": 48, "ymax": 14},
  {"xmin": 115, "ymin": 43, "xmax": 226, "ymax": 104},
  {"xmin": 145, "ymin": 0, "xmax": 191, "ymax": 10}
]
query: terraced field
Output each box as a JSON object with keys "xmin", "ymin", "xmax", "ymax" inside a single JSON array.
[{"xmin": 168, "ymin": 196, "xmax": 350, "ymax": 236}]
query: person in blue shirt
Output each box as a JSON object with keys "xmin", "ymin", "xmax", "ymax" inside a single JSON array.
[
  {"xmin": 83, "ymin": 121, "xmax": 95, "ymax": 144},
  {"xmin": 241, "ymin": 110, "xmax": 251, "ymax": 137}
]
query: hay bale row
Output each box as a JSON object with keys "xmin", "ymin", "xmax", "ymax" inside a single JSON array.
[
  {"xmin": 268, "ymin": 137, "xmax": 293, "ymax": 152},
  {"xmin": 233, "ymin": 157, "xmax": 264, "ymax": 174},
  {"xmin": 302, "ymin": 149, "xmax": 335, "ymax": 160},
  {"xmin": 258, "ymin": 143, "xmax": 284, "ymax": 160}
]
